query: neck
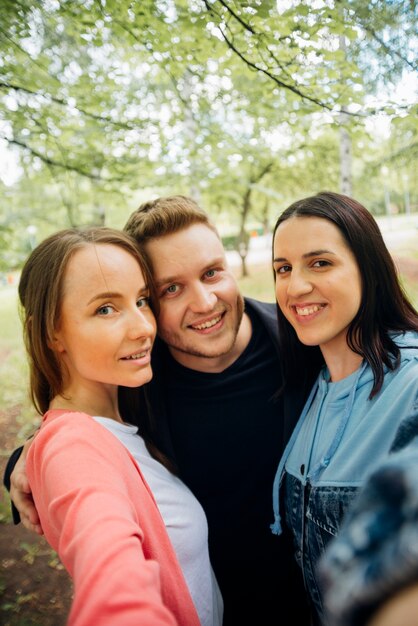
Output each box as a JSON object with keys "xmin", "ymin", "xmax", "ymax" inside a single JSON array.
[
  {"xmin": 49, "ymin": 385, "xmax": 122, "ymax": 422},
  {"xmin": 322, "ymin": 348, "xmax": 363, "ymax": 382}
]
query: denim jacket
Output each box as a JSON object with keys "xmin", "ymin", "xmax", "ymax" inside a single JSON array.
[
  {"xmin": 318, "ymin": 407, "xmax": 418, "ymax": 626},
  {"xmin": 271, "ymin": 331, "xmax": 418, "ymax": 624}
]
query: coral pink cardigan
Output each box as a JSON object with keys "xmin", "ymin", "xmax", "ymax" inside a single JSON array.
[{"xmin": 27, "ymin": 409, "xmax": 200, "ymax": 626}]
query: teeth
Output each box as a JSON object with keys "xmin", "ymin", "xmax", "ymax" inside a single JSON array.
[
  {"xmin": 123, "ymin": 352, "xmax": 146, "ymax": 360},
  {"xmin": 192, "ymin": 315, "xmax": 222, "ymax": 330},
  {"xmin": 295, "ymin": 305, "xmax": 324, "ymax": 316}
]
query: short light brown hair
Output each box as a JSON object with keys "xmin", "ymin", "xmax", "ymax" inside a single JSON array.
[
  {"xmin": 124, "ymin": 195, "xmax": 219, "ymax": 244},
  {"xmin": 19, "ymin": 227, "xmax": 155, "ymax": 415}
]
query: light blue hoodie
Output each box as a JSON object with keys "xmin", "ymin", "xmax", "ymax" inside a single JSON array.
[
  {"xmin": 270, "ymin": 331, "xmax": 418, "ymax": 623},
  {"xmin": 272, "ymin": 331, "xmax": 418, "ymax": 534}
]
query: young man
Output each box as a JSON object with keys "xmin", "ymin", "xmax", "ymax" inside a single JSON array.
[{"xmin": 5, "ymin": 196, "xmax": 313, "ymax": 625}]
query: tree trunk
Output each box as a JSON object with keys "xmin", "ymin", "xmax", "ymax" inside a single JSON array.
[
  {"xmin": 339, "ymin": 33, "xmax": 352, "ymax": 196},
  {"xmin": 182, "ymin": 70, "xmax": 201, "ymax": 204},
  {"xmin": 339, "ymin": 111, "xmax": 352, "ymax": 196},
  {"xmin": 238, "ymin": 188, "xmax": 251, "ymax": 278}
]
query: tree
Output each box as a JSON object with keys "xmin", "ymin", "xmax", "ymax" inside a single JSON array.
[
  {"xmin": 200, "ymin": 0, "xmax": 417, "ymax": 190},
  {"xmin": 1, "ymin": 0, "xmax": 416, "ymax": 265}
]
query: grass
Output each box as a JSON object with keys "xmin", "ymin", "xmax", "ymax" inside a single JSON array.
[
  {"xmin": 403, "ymin": 276, "xmax": 418, "ymax": 306},
  {"xmin": 236, "ymin": 262, "xmax": 275, "ymax": 302},
  {"xmin": 0, "ymin": 287, "xmax": 22, "ymax": 352},
  {"xmin": 0, "ymin": 285, "xmax": 36, "ymax": 477}
]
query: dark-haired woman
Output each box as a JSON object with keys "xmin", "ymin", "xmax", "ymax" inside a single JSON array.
[{"xmin": 270, "ymin": 191, "xmax": 418, "ymax": 624}]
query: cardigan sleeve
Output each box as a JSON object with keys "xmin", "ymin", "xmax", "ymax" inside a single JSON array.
[{"xmin": 26, "ymin": 412, "xmax": 179, "ymax": 626}]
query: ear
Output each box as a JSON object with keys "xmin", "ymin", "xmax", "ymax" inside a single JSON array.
[{"xmin": 48, "ymin": 332, "xmax": 66, "ymax": 354}]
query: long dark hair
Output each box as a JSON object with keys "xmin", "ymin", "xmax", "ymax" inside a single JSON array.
[{"xmin": 272, "ymin": 191, "xmax": 418, "ymax": 397}]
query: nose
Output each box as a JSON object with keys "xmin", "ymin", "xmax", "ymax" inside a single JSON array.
[
  {"xmin": 127, "ymin": 308, "xmax": 156, "ymax": 341},
  {"xmin": 189, "ymin": 283, "xmax": 217, "ymax": 313},
  {"xmin": 286, "ymin": 269, "xmax": 313, "ymax": 299}
]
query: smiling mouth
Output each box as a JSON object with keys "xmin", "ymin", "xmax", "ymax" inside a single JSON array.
[
  {"xmin": 190, "ymin": 313, "xmax": 223, "ymax": 330},
  {"xmin": 294, "ymin": 304, "xmax": 325, "ymax": 316},
  {"xmin": 121, "ymin": 351, "xmax": 148, "ymax": 360}
]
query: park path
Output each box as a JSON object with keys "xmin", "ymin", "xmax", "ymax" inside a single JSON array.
[{"xmin": 226, "ymin": 217, "xmax": 418, "ymax": 272}]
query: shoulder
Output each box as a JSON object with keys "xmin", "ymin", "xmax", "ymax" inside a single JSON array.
[
  {"xmin": 394, "ymin": 330, "xmax": 418, "ymax": 360},
  {"xmin": 28, "ymin": 412, "xmax": 139, "ymax": 494},
  {"xmin": 36, "ymin": 411, "xmax": 127, "ymax": 457},
  {"xmin": 244, "ymin": 298, "xmax": 279, "ymax": 347},
  {"xmin": 244, "ymin": 296, "xmax": 276, "ymax": 314},
  {"xmin": 40, "ymin": 409, "xmax": 98, "ymax": 435},
  {"xmin": 244, "ymin": 297, "xmax": 277, "ymax": 324},
  {"xmin": 380, "ymin": 331, "xmax": 418, "ymax": 385},
  {"xmin": 387, "ymin": 342, "xmax": 418, "ymax": 390}
]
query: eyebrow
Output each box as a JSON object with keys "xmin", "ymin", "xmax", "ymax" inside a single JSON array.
[
  {"xmin": 154, "ymin": 276, "xmax": 177, "ymax": 289},
  {"xmin": 273, "ymin": 249, "xmax": 335, "ymax": 263},
  {"xmin": 154, "ymin": 258, "xmax": 225, "ymax": 288},
  {"xmin": 87, "ymin": 292, "xmax": 120, "ymax": 305},
  {"xmin": 87, "ymin": 287, "xmax": 148, "ymax": 305}
]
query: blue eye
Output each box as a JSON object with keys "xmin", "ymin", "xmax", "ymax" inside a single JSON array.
[
  {"xmin": 166, "ymin": 284, "xmax": 179, "ymax": 294},
  {"xmin": 137, "ymin": 297, "xmax": 150, "ymax": 308},
  {"xmin": 205, "ymin": 269, "xmax": 217, "ymax": 278},
  {"xmin": 97, "ymin": 305, "xmax": 114, "ymax": 316}
]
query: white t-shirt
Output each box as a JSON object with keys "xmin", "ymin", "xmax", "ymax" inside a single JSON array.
[{"xmin": 93, "ymin": 416, "xmax": 223, "ymax": 626}]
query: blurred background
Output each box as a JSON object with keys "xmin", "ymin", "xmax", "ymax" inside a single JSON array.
[
  {"xmin": 0, "ymin": 1, "xmax": 417, "ymax": 623},
  {"xmin": 0, "ymin": 0, "xmax": 417, "ymax": 277}
]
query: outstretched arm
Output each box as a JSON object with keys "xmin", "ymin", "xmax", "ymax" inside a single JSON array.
[
  {"xmin": 319, "ymin": 439, "xmax": 418, "ymax": 626},
  {"xmin": 27, "ymin": 412, "xmax": 199, "ymax": 626},
  {"xmin": 368, "ymin": 583, "xmax": 418, "ymax": 626}
]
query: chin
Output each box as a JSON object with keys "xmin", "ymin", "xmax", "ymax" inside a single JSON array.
[
  {"xmin": 297, "ymin": 335, "xmax": 321, "ymax": 347},
  {"xmin": 197, "ymin": 335, "xmax": 237, "ymax": 356},
  {"xmin": 130, "ymin": 371, "xmax": 153, "ymax": 387}
]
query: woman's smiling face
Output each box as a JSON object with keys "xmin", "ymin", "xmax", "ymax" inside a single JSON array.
[
  {"xmin": 52, "ymin": 243, "xmax": 157, "ymax": 394},
  {"xmin": 273, "ymin": 216, "xmax": 362, "ymax": 358}
]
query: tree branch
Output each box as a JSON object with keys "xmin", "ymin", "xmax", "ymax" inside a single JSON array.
[
  {"xmin": 250, "ymin": 161, "xmax": 274, "ymax": 184},
  {"xmin": 361, "ymin": 25, "xmax": 417, "ymax": 72},
  {"xmin": 217, "ymin": 26, "xmax": 337, "ymax": 112},
  {"xmin": 215, "ymin": 0, "xmax": 257, "ymax": 35},
  {"xmin": 201, "ymin": 0, "xmax": 360, "ymax": 114},
  {"xmin": 0, "ymin": 81, "xmax": 142, "ymax": 130},
  {"xmin": 5, "ymin": 136, "xmax": 103, "ymax": 180}
]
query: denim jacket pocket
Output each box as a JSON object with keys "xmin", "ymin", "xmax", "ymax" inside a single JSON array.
[{"xmin": 306, "ymin": 485, "xmax": 359, "ymax": 539}]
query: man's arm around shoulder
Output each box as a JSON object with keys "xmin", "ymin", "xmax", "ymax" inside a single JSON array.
[{"xmin": 3, "ymin": 438, "xmax": 43, "ymax": 534}]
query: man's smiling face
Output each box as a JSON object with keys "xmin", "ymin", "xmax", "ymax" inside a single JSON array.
[{"xmin": 145, "ymin": 223, "xmax": 244, "ymax": 370}]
